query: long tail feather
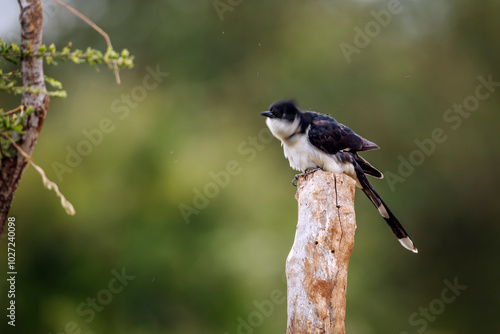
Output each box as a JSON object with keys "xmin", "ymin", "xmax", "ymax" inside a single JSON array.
[{"xmin": 354, "ymin": 163, "xmax": 418, "ymax": 253}]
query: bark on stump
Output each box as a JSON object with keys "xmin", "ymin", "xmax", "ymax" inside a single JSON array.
[{"xmin": 286, "ymin": 171, "xmax": 356, "ymax": 334}]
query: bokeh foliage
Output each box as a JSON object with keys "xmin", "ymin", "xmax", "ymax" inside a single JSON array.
[{"xmin": 0, "ymin": 0, "xmax": 499, "ymax": 333}]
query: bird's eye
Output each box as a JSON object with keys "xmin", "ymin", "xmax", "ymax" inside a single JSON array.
[{"xmin": 282, "ymin": 113, "xmax": 286, "ymax": 118}]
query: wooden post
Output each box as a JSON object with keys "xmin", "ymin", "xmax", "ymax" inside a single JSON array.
[{"xmin": 286, "ymin": 171, "xmax": 356, "ymax": 334}]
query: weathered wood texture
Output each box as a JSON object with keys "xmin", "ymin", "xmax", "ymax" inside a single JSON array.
[
  {"xmin": 0, "ymin": 0, "xmax": 49, "ymax": 237},
  {"xmin": 286, "ymin": 171, "xmax": 356, "ymax": 334}
]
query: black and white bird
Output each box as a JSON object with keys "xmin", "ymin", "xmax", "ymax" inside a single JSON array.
[{"xmin": 261, "ymin": 100, "xmax": 418, "ymax": 253}]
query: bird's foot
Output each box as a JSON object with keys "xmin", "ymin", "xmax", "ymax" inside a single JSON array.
[{"xmin": 292, "ymin": 167, "xmax": 323, "ymax": 186}]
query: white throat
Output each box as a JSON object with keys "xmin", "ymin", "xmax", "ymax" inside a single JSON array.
[{"xmin": 265, "ymin": 117, "xmax": 301, "ymax": 142}]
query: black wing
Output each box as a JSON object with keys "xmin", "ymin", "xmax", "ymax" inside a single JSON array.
[{"xmin": 307, "ymin": 114, "xmax": 379, "ymax": 154}]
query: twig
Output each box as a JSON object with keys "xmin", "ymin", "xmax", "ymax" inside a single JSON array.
[
  {"xmin": 51, "ymin": 0, "xmax": 121, "ymax": 84},
  {"xmin": 1, "ymin": 132, "xmax": 76, "ymax": 216},
  {"xmin": 2, "ymin": 105, "xmax": 24, "ymax": 116}
]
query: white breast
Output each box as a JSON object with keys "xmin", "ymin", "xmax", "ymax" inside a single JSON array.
[
  {"xmin": 282, "ymin": 132, "xmax": 354, "ymax": 177},
  {"xmin": 266, "ymin": 117, "xmax": 356, "ymax": 179},
  {"xmin": 282, "ymin": 134, "xmax": 320, "ymax": 171}
]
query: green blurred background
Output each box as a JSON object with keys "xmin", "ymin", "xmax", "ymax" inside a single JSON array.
[{"xmin": 1, "ymin": 0, "xmax": 499, "ymax": 333}]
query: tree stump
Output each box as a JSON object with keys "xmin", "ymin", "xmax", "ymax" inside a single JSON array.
[{"xmin": 286, "ymin": 171, "xmax": 356, "ymax": 334}]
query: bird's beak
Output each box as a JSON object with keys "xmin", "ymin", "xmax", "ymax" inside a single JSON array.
[{"xmin": 261, "ymin": 111, "xmax": 273, "ymax": 118}]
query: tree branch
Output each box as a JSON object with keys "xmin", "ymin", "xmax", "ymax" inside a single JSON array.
[
  {"xmin": 0, "ymin": 0, "xmax": 49, "ymax": 237},
  {"xmin": 286, "ymin": 171, "xmax": 357, "ymax": 334},
  {"xmin": 51, "ymin": 0, "xmax": 121, "ymax": 84}
]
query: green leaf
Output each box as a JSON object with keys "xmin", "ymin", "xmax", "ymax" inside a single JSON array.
[
  {"xmin": 4, "ymin": 57, "xmax": 18, "ymax": 65},
  {"xmin": 11, "ymin": 43, "xmax": 20, "ymax": 53},
  {"xmin": 44, "ymin": 75, "xmax": 63, "ymax": 89},
  {"xmin": 48, "ymin": 90, "xmax": 67, "ymax": 98},
  {"xmin": 70, "ymin": 55, "xmax": 82, "ymax": 64},
  {"xmin": 61, "ymin": 45, "xmax": 70, "ymax": 55},
  {"xmin": 121, "ymin": 48, "xmax": 130, "ymax": 58},
  {"xmin": 12, "ymin": 125, "xmax": 24, "ymax": 134}
]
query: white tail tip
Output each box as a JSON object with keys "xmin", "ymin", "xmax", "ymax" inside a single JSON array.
[{"xmin": 399, "ymin": 237, "xmax": 418, "ymax": 253}]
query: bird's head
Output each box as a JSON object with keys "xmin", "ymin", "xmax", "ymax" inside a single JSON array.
[
  {"xmin": 261, "ymin": 100, "xmax": 300, "ymax": 121},
  {"xmin": 261, "ymin": 100, "xmax": 302, "ymax": 140}
]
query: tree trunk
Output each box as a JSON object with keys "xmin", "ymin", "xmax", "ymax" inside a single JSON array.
[
  {"xmin": 286, "ymin": 171, "xmax": 356, "ymax": 334},
  {"xmin": 0, "ymin": 0, "xmax": 49, "ymax": 237}
]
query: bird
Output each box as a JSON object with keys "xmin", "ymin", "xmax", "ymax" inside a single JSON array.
[{"xmin": 261, "ymin": 100, "xmax": 418, "ymax": 253}]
